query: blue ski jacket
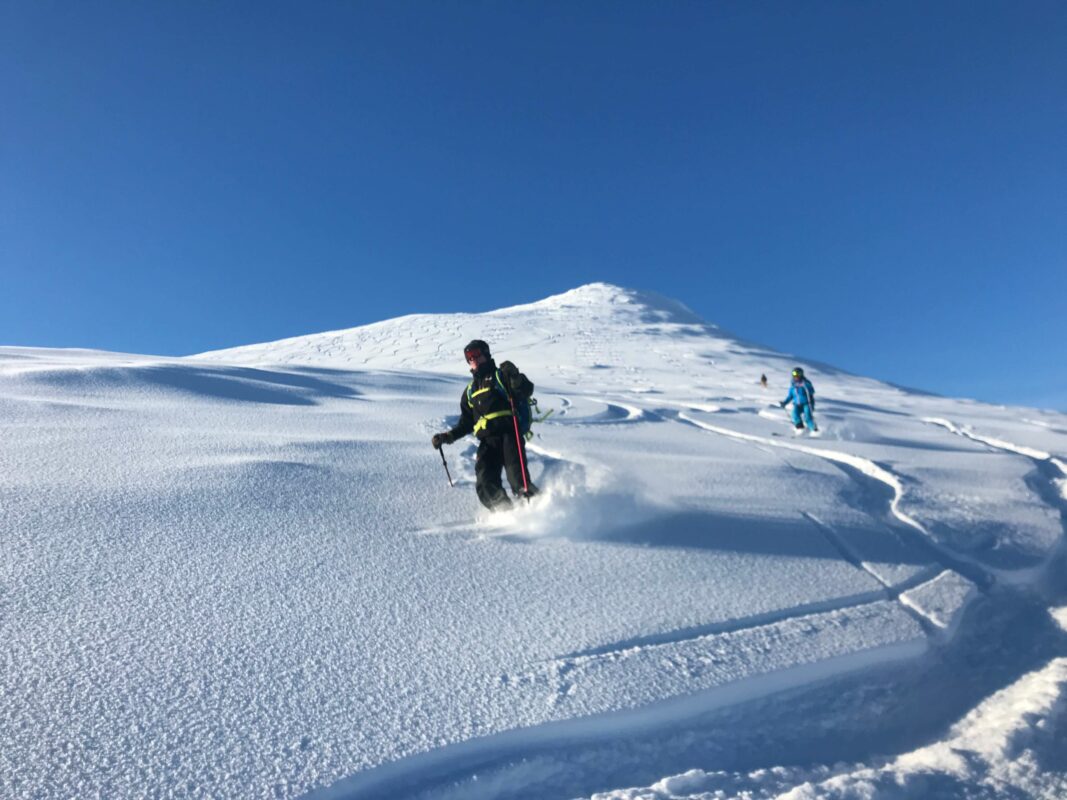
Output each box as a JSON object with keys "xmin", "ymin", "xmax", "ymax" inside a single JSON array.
[{"xmin": 782, "ymin": 378, "xmax": 815, "ymax": 408}]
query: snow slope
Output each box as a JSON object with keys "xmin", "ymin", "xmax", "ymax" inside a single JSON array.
[{"xmin": 2, "ymin": 283, "xmax": 1065, "ymax": 799}]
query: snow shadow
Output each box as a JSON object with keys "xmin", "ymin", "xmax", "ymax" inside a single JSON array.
[
  {"xmin": 588, "ymin": 509, "xmax": 931, "ymax": 567},
  {"xmin": 137, "ymin": 365, "xmax": 364, "ymax": 404},
  {"xmin": 21, "ymin": 363, "xmax": 364, "ymax": 405}
]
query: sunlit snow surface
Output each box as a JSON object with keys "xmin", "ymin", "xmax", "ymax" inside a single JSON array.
[{"xmin": 3, "ymin": 284, "xmax": 1066, "ymax": 799}]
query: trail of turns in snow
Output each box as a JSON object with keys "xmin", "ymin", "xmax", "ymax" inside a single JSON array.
[
  {"xmin": 925, "ymin": 417, "xmax": 1067, "ymax": 504},
  {"xmin": 675, "ymin": 411, "xmax": 993, "ymax": 595}
]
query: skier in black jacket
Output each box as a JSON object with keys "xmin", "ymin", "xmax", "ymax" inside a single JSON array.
[{"xmin": 432, "ymin": 339, "xmax": 538, "ymax": 510}]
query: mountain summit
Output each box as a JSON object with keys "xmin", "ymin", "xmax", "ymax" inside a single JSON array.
[{"xmin": 503, "ymin": 282, "xmax": 707, "ymax": 325}]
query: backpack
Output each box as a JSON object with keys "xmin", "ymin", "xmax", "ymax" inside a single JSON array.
[{"xmin": 467, "ymin": 369, "xmax": 535, "ymax": 439}]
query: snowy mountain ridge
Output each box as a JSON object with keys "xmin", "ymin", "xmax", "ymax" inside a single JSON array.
[
  {"xmin": 193, "ymin": 282, "xmax": 896, "ymax": 412},
  {"xmin": 195, "ymin": 283, "xmax": 711, "ymax": 370},
  {"xmin": 3, "ymin": 284, "xmax": 1066, "ymax": 799}
]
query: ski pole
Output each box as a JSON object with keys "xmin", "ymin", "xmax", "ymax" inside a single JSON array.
[
  {"xmin": 507, "ymin": 392, "xmax": 531, "ymax": 500},
  {"xmin": 439, "ymin": 447, "xmax": 453, "ymax": 487}
]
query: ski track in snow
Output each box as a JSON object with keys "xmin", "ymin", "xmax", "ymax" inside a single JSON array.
[
  {"xmin": 800, "ymin": 513, "xmax": 944, "ymax": 634},
  {"xmin": 551, "ymin": 589, "xmax": 888, "ymax": 662},
  {"xmin": 674, "ymin": 408, "xmax": 1000, "ymax": 642},
  {"xmin": 675, "ymin": 410, "xmax": 994, "ymax": 592},
  {"xmin": 925, "ymin": 416, "xmax": 1067, "ymax": 502},
  {"xmin": 678, "ymin": 412, "xmax": 928, "ymax": 537}
]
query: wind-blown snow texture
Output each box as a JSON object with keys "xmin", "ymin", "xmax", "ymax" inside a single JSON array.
[{"xmin": 3, "ymin": 284, "xmax": 1066, "ymax": 799}]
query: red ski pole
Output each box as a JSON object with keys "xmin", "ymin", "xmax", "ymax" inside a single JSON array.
[{"xmin": 507, "ymin": 393, "xmax": 531, "ymax": 500}]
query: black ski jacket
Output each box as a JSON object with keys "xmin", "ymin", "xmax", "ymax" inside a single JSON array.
[{"xmin": 448, "ymin": 359, "xmax": 534, "ymax": 441}]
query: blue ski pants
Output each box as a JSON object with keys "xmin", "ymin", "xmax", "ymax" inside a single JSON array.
[{"xmin": 791, "ymin": 404, "xmax": 817, "ymax": 431}]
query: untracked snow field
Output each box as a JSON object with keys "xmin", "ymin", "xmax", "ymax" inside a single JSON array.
[{"xmin": 3, "ymin": 284, "xmax": 1066, "ymax": 799}]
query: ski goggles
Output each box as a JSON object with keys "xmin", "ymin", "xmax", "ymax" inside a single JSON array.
[{"xmin": 464, "ymin": 348, "xmax": 485, "ymax": 362}]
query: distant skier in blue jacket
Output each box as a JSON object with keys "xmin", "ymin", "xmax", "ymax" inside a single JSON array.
[{"xmin": 780, "ymin": 367, "xmax": 818, "ymax": 433}]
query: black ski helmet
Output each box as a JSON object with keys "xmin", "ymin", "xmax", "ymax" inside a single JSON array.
[
  {"xmin": 463, "ymin": 339, "xmax": 490, "ymax": 359},
  {"xmin": 792, "ymin": 366, "xmax": 805, "ymax": 380}
]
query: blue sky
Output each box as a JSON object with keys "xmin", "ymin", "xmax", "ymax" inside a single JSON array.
[{"xmin": 3, "ymin": 2, "xmax": 1065, "ymax": 409}]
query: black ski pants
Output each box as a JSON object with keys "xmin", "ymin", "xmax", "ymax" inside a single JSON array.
[{"xmin": 475, "ymin": 432, "xmax": 537, "ymax": 511}]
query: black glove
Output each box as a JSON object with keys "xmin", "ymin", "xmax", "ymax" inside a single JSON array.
[
  {"xmin": 432, "ymin": 432, "xmax": 453, "ymax": 449},
  {"xmin": 779, "ymin": 401, "xmax": 787, "ymax": 408},
  {"xmin": 498, "ymin": 361, "xmax": 524, "ymax": 392}
]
